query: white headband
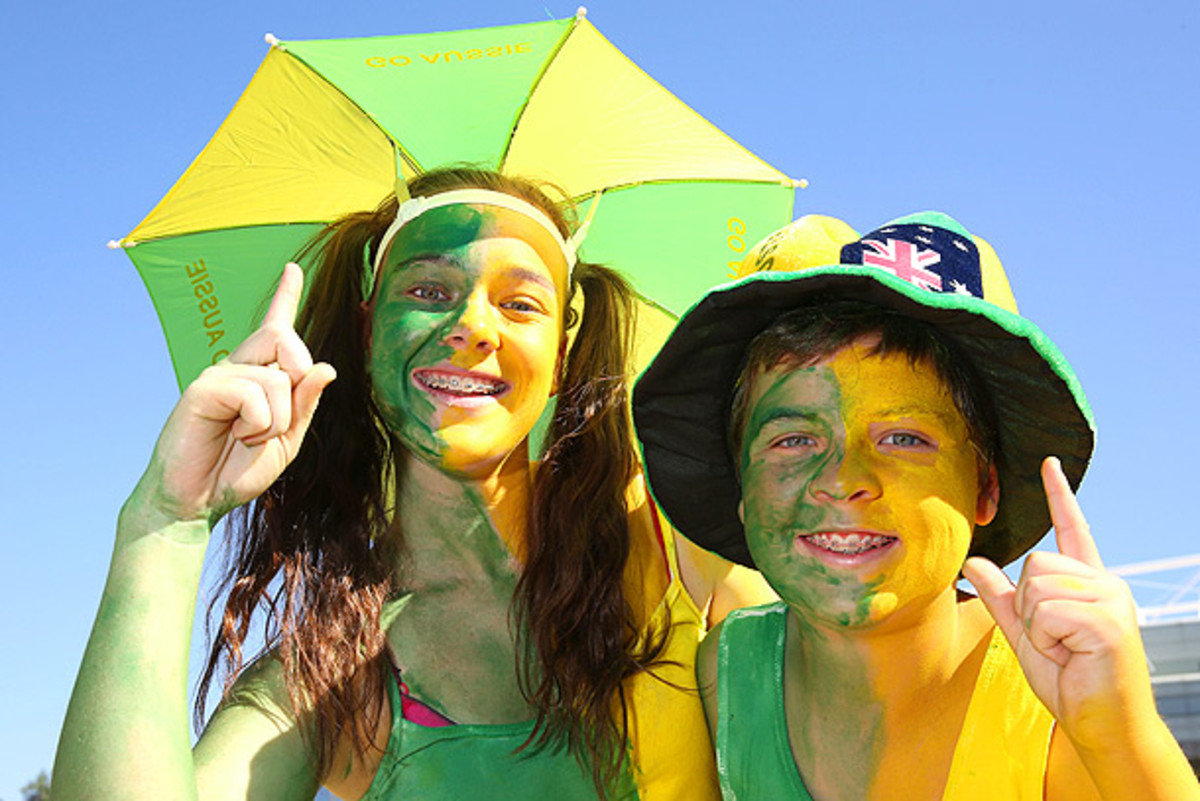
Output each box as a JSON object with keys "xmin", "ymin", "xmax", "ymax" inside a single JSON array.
[{"xmin": 372, "ymin": 188, "xmax": 591, "ymax": 281}]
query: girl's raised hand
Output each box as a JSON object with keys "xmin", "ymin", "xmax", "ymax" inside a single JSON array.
[{"xmin": 133, "ymin": 263, "xmax": 337, "ymax": 527}]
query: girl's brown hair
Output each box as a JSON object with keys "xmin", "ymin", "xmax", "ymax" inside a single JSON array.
[{"xmin": 195, "ymin": 167, "xmax": 665, "ymax": 795}]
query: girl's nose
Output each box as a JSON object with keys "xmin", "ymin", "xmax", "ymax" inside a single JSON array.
[{"xmin": 443, "ymin": 289, "xmax": 499, "ymax": 355}]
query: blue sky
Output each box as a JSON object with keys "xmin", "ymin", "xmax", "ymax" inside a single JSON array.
[{"xmin": 2, "ymin": 0, "xmax": 1197, "ymax": 796}]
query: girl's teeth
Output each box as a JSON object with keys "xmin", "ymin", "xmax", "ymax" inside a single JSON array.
[{"xmin": 421, "ymin": 373, "xmax": 502, "ymax": 394}]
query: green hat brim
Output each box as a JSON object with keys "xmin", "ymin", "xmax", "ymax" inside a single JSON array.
[{"xmin": 632, "ymin": 266, "xmax": 1095, "ymax": 568}]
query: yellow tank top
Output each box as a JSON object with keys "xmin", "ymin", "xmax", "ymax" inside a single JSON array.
[
  {"xmin": 362, "ymin": 482, "xmax": 718, "ymax": 800},
  {"xmin": 717, "ymin": 605, "xmax": 1052, "ymax": 800},
  {"xmin": 622, "ymin": 496, "xmax": 721, "ymax": 800},
  {"xmin": 942, "ymin": 626, "xmax": 1055, "ymax": 799}
]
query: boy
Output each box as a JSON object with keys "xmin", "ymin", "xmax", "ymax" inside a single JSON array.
[{"xmin": 632, "ymin": 213, "xmax": 1199, "ymax": 799}]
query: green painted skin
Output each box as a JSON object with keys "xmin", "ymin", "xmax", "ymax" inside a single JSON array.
[
  {"xmin": 739, "ymin": 365, "xmax": 883, "ymax": 627},
  {"xmin": 736, "ymin": 365, "xmax": 885, "ymax": 800},
  {"xmin": 54, "ymin": 206, "xmax": 575, "ymax": 799},
  {"xmin": 379, "ymin": 453, "xmax": 532, "ymax": 726},
  {"xmin": 369, "ymin": 206, "xmax": 489, "ymax": 463},
  {"xmin": 367, "ymin": 203, "xmax": 567, "ymax": 724}
]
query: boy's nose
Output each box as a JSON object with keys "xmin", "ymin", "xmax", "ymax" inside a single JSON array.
[{"xmin": 808, "ymin": 446, "xmax": 880, "ymax": 503}]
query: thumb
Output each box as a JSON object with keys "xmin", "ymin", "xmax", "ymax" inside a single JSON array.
[
  {"xmin": 288, "ymin": 363, "xmax": 338, "ymax": 445},
  {"xmin": 962, "ymin": 556, "xmax": 1022, "ymax": 648}
]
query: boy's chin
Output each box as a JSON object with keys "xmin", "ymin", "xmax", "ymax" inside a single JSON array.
[{"xmin": 781, "ymin": 590, "xmax": 904, "ymax": 631}]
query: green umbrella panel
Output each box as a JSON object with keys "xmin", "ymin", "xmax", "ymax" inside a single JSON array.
[{"xmin": 116, "ymin": 11, "xmax": 801, "ymax": 388}]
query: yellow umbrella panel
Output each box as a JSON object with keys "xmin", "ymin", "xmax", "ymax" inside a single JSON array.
[{"xmin": 119, "ymin": 12, "xmax": 799, "ymax": 387}]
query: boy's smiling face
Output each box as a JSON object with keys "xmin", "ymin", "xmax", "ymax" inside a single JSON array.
[{"xmin": 738, "ymin": 339, "xmax": 996, "ymax": 629}]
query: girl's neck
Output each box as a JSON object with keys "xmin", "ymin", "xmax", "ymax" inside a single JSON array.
[{"xmin": 390, "ymin": 444, "xmax": 534, "ymax": 588}]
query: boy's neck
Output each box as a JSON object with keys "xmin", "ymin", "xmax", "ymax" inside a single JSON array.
[{"xmin": 782, "ymin": 591, "xmax": 995, "ymax": 800}]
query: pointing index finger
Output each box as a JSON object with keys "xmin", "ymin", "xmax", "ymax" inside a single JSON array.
[
  {"xmin": 263, "ymin": 262, "xmax": 305, "ymax": 331},
  {"xmin": 1043, "ymin": 456, "xmax": 1103, "ymax": 569}
]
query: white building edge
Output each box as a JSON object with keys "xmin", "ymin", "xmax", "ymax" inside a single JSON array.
[{"xmin": 1114, "ymin": 553, "xmax": 1200, "ymax": 770}]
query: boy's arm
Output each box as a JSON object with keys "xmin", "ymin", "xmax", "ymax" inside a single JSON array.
[{"xmin": 963, "ymin": 457, "xmax": 1199, "ymax": 800}]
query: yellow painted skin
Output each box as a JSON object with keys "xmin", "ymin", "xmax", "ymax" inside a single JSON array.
[
  {"xmin": 738, "ymin": 344, "xmax": 990, "ymax": 634},
  {"xmin": 368, "ymin": 204, "xmax": 569, "ymax": 485},
  {"xmin": 698, "ymin": 342, "xmax": 1199, "ymax": 801},
  {"xmin": 54, "ymin": 201, "xmax": 774, "ymax": 800}
]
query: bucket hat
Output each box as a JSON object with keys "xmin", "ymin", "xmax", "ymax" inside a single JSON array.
[{"xmin": 632, "ymin": 212, "xmax": 1094, "ymax": 568}]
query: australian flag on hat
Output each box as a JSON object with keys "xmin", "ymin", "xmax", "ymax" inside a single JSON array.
[{"xmin": 841, "ymin": 215, "xmax": 984, "ymax": 300}]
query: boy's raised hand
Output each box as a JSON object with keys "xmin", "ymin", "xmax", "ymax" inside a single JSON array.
[
  {"xmin": 962, "ymin": 457, "xmax": 1156, "ymax": 751},
  {"xmin": 134, "ymin": 263, "xmax": 337, "ymax": 527}
]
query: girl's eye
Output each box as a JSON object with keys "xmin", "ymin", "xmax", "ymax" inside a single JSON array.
[
  {"xmin": 408, "ymin": 285, "xmax": 450, "ymax": 302},
  {"xmin": 502, "ymin": 298, "xmax": 539, "ymax": 313},
  {"xmin": 880, "ymin": 432, "xmax": 931, "ymax": 448}
]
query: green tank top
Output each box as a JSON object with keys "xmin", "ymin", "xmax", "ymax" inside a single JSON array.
[
  {"xmin": 360, "ymin": 669, "xmax": 639, "ymax": 800},
  {"xmin": 715, "ymin": 602, "xmax": 1054, "ymax": 800},
  {"xmin": 716, "ymin": 603, "xmax": 814, "ymax": 800}
]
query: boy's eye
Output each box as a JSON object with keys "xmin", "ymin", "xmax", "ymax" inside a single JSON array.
[
  {"xmin": 771, "ymin": 433, "xmax": 818, "ymax": 450},
  {"xmin": 880, "ymin": 432, "xmax": 932, "ymax": 449}
]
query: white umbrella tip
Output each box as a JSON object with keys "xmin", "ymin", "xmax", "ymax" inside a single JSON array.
[
  {"xmin": 107, "ymin": 239, "xmax": 122, "ymax": 250},
  {"xmin": 576, "ymin": 7, "xmax": 588, "ymax": 18},
  {"xmin": 265, "ymin": 32, "xmax": 280, "ymax": 46}
]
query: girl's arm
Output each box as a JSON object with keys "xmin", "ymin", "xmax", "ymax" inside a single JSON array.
[
  {"xmin": 52, "ymin": 265, "xmax": 336, "ymax": 800},
  {"xmin": 677, "ymin": 534, "xmax": 777, "ymax": 627}
]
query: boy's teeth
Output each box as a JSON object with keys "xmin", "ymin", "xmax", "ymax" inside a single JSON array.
[
  {"xmin": 420, "ymin": 373, "xmax": 503, "ymax": 394},
  {"xmin": 804, "ymin": 533, "xmax": 894, "ymax": 555}
]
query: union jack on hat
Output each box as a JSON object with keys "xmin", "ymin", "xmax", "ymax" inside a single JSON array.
[{"xmin": 633, "ymin": 211, "xmax": 1094, "ymax": 569}]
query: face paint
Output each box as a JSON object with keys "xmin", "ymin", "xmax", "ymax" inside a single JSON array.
[
  {"xmin": 369, "ymin": 203, "xmax": 567, "ymax": 479},
  {"xmin": 739, "ymin": 342, "xmax": 984, "ymax": 629}
]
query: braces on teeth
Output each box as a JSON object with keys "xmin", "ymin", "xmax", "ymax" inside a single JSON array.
[
  {"xmin": 804, "ymin": 533, "xmax": 894, "ymax": 555},
  {"xmin": 419, "ymin": 373, "xmax": 504, "ymax": 394}
]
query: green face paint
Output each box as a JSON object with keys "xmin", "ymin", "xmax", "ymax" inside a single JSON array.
[
  {"xmin": 740, "ymin": 362, "xmax": 884, "ymax": 626},
  {"xmin": 369, "ymin": 204, "xmax": 566, "ymax": 480},
  {"xmin": 738, "ymin": 344, "xmax": 983, "ymax": 629}
]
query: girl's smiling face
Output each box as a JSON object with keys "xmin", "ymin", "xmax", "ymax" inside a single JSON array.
[
  {"xmin": 738, "ymin": 340, "xmax": 997, "ymax": 629},
  {"xmin": 368, "ymin": 201, "xmax": 569, "ymax": 480}
]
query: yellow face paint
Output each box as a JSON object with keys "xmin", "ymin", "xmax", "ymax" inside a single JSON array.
[
  {"xmin": 369, "ymin": 204, "xmax": 567, "ymax": 479},
  {"xmin": 739, "ymin": 342, "xmax": 985, "ymax": 629}
]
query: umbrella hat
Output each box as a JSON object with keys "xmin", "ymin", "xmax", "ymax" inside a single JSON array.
[
  {"xmin": 632, "ymin": 212, "xmax": 1095, "ymax": 569},
  {"xmin": 115, "ymin": 11, "xmax": 800, "ymax": 388}
]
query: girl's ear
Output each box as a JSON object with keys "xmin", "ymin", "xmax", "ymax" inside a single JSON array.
[
  {"xmin": 550, "ymin": 336, "xmax": 567, "ymax": 397},
  {"xmin": 360, "ymin": 300, "xmax": 373, "ymax": 353},
  {"xmin": 976, "ymin": 464, "xmax": 1000, "ymax": 526}
]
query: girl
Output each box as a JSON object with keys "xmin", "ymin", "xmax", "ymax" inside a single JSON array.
[{"xmin": 54, "ymin": 169, "xmax": 770, "ymax": 800}]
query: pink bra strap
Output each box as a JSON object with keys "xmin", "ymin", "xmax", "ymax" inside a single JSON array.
[{"xmin": 390, "ymin": 661, "xmax": 456, "ymax": 727}]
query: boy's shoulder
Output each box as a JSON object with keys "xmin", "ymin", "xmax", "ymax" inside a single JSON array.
[{"xmin": 700, "ymin": 601, "xmax": 789, "ymax": 677}]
